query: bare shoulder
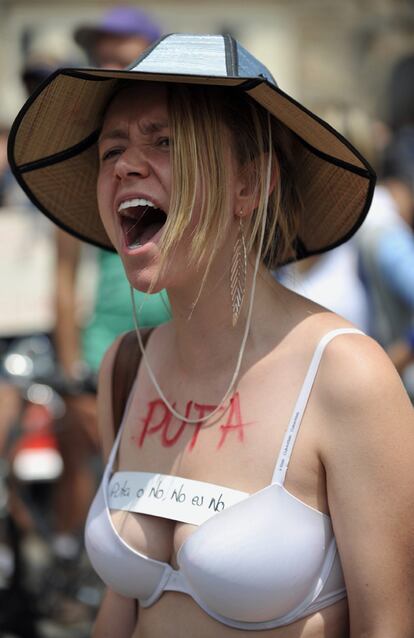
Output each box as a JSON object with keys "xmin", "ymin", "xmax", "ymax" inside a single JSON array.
[
  {"xmin": 98, "ymin": 333, "xmax": 126, "ymax": 401},
  {"xmin": 315, "ymin": 330, "xmax": 413, "ymax": 426},
  {"xmin": 97, "ymin": 326, "xmax": 165, "ymax": 461},
  {"xmin": 98, "ymin": 323, "xmax": 164, "ymax": 393},
  {"xmin": 312, "ymin": 329, "xmax": 414, "ymax": 481},
  {"xmin": 309, "ymin": 330, "xmax": 414, "ymax": 633},
  {"xmin": 99, "ymin": 334, "xmax": 125, "ymax": 380},
  {"xmin": 97, "ymin": 334, "xmax": 126, "ymax": 462}
]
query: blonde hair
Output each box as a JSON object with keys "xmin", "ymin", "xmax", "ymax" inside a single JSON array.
[
  {"xmin": 157, "ymin": 84, "xmax": 302, "ymax": 280},
  {"xmin": 103, "ymin": 82, "xmax": 303, "ymax": 286}
]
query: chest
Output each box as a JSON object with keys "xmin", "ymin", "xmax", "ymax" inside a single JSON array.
[
  {"xmin": 110, "ymin": 362, "xmax": 325, "ymax": 565},
  {"xmin": 119, "ymin": 359, "xmax": 313, "ymax": 479}
]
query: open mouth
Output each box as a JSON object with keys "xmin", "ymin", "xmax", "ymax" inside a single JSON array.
[{"xmin": 118, "ymin": 198, "xmax": 167, "ymax": 250}]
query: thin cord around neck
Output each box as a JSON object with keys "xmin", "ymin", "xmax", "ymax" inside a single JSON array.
[
  {"xmin": 136, "ymin": 288, "xmax": 172, "ymax": 320},
  {"xmin": 131, "ymin": 114, "xmax": 273, "ymax": 424}
]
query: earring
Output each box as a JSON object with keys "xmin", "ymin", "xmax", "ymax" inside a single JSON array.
[{"xmin": 230, "ymin": 214, "xmax": 247, "ymax": 327}]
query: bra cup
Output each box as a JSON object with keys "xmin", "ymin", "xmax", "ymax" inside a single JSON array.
[
  {"xmin": 85, "ymin": 485, "xmax": 168, "ymax": 601},
  {"xmin": 178, "ymin": 485, "xmax": 333, "ymax": 623}
]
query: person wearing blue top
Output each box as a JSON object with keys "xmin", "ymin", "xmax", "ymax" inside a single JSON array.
[{"xmin": 357, "ymin": 127, "xmax": 414, "ymax": 384}]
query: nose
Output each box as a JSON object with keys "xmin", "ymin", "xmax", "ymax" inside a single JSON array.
[{"xmin": 114, "ymin": 147, "xmax": 150, "ymax": 181}]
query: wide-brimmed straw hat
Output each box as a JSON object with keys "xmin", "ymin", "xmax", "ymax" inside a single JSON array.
[{"xmin": 8, "ymin": 33, "xmax": 375, "ymax": 264}]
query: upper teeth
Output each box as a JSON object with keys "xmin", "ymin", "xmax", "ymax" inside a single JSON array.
[{"xmin": 118, "ymin": 198, "xmax": 156, "ymax": 213}]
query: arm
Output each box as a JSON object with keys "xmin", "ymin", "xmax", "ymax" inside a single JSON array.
[
  {"xmin": 54, "ymin": 229, "xmax": 82, "ymax": 378},
  {"xmin": 317, "ymin": 335, "xmax": 414, "ymax": 637},
  {"xmin": 91, "ymin": 336, "xmax": 138, "ymax": 637},
  {"xmin": 92, "ymin": 588, "xmax": 137, "ymax": 638}
]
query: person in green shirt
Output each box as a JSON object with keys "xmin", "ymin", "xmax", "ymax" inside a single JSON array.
[{"xmin": 82, "ymin": 250, "xmax": 170, "ymax": 374}]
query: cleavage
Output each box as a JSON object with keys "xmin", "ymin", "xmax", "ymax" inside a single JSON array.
[{"xmin": 110, "ymin": 508, "xmax": 190, "ymax": 567}]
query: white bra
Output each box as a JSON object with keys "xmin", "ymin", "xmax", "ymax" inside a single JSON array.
[{"xmin": 85, "ymin": 328, "xmax": 362, "ymax": 630}]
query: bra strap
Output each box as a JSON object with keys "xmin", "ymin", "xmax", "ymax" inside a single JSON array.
[{"xmin": 272, "ymin": 328, "xmax": 364, "ymax": 485}]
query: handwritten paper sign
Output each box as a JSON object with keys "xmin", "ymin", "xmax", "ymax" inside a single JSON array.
[{"xmin": 108, "ymin": 471, "xmax": 249, "ymax": 525}]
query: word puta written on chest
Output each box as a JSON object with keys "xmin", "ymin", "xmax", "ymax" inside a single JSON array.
[{"xmin": 132, "ymin": 392, "xmax": 252, "ymax": 451}]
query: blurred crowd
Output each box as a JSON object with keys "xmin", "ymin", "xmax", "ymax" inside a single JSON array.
[
  {"xmin": 0, "ymin": 7, "xmax": 171, "ymax": 637},
  {"xmin": 0, "ymin": 4, "xmax": 413, "ymax": 637},
  {"xmin": 279, "ymin": 53, "xmax": 414, "ymax": 392}
]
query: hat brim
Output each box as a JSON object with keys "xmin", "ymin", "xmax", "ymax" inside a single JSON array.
[{"xmin": 8, "ymin": 65, "xmax": 375, "ymax": 265}]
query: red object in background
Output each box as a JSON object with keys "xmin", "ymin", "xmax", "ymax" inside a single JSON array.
[
  {"xmin": 11, "ymin": 402, "xmax": 63, "ymax": 481},
  {"xmin": 21, "ymin": 403, "xmax": 53, "ymax": 431}
]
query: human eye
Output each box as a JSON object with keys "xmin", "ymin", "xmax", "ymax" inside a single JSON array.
[
  {"xmin": 157, "ymin": 137, "xmax": 170, "ymax": 149},
  {"xmin": 100, "ymin": 147, "xmax": 123, "ymax": 162}
]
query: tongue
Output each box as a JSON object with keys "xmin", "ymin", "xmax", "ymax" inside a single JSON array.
[{"xmin": 131, "ymin": 221, "xmax": 164, "ymax": 247}]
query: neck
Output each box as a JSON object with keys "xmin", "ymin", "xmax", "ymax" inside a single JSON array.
[{"xmin": 164, "ymin": 258, "xmax": 285, "ymax": 378}]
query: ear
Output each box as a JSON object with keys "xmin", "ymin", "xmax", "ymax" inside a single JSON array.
[{"xmin": 233, "ymin": 153, "xmax": 279, "ymax": 218}]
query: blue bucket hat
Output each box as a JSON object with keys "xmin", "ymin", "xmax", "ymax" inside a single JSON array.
[{"xmin": 7, "ymin": 33, "xmax": 376, "ymax": 264}]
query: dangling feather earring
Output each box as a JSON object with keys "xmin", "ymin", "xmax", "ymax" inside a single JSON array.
[{"xmin": 230, "ymin": 214, "xmax": 247, "ymax": 327}]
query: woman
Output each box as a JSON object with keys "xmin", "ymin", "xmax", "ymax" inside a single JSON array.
[{"xmin": 9, "ymin": 34, "xmax": 414, "ymax": 638}]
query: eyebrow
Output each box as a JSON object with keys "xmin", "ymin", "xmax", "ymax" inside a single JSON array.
[
  {"xmin": 98, "ymin": 128, "xmax": 128, "ymax": 145},
  {"xmin": 139, "ymin": 120, "xmax": 169, "ymax": 135},
  {"xmin": 98, "ymin": 120, "xmax": 169, "ymax": 145}
]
